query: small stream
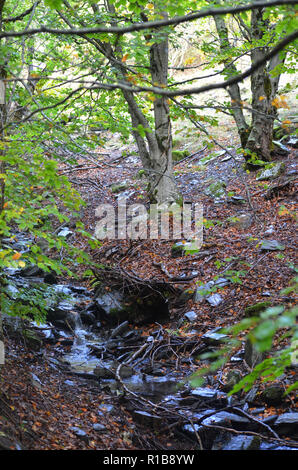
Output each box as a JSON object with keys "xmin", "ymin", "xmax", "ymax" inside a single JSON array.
[{"xmin": 3, "ymin": 237, "xmax": 298, "ymax": 450}]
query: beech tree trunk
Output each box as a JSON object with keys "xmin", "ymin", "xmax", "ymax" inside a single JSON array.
[
  {"xmin": 246, "ymin": 8, "xmax": 285, "ymax": 161},
  {"xmin": 213, "ymin": 14, "xmax": 250, "ymax": 147},
  {"xmin": 213, "ymin": 5, "xmax": 285, "ymax": 162}
]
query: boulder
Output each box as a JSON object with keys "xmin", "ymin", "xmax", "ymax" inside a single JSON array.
[
  {"xmin": 274, "ymin": 412, "xmax": 298, "ymax": 438},
  {"xmin": 256, "ymin": 162, "xmax": 285, "ymax": 181},
  {"xmin": 260, "ymin": 385, "xmax": 284, "ymax": 405},
  {"xmin": 244, "ymin": 301, "xmax": 272, "ymax": 317}
]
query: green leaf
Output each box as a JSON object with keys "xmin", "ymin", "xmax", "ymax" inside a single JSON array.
[{"xmin": 44, "ymin": 0, "xmax": 62, "ymax": 8}]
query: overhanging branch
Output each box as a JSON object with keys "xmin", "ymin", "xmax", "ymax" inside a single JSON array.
[{"xmin": 0, "ymin": 0, "xmax": 297, "ymax": 39}]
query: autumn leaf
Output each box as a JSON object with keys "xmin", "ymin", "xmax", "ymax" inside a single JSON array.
[{"xmin": 12, "ymin": 252, "xmax": 22, "ymax": 260}]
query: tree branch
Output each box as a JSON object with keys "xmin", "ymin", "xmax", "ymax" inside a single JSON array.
[{"xmin": 0, "ymin": 0, "xmax": 296, "ymax": 39}]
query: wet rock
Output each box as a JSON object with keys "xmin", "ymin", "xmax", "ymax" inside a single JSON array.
[
  {"xmin": 273, "ymin": 413, "xmax": 298, "ymax": 437},
  {"xmin": 132, "ymin": 410, "xmax": 162, "ymax": 429},
  {"xmin": 202, "ymin": 328, "xmax": 228, "ymax": 346},
  {"xmin": 259, "ymin": 239, "xmax": 285, "ymax": 251},
  {"xmin": 256, "ymin": 162, "xmax": 285, "ymax": 181},
  {"xmin": 94, "ymin": 289, "xmax": 127, "ymax": 324},
  {"xmin": 19, "ymin": 265, "xmax": 58, "ymax": 284},
  {"xmin": 64, "ymin": 380, "xmax": 75, "ymax": 386},
  {"xmin": 69, "ymin": 427, "xmax": 89, "ymax": 443},
  {"xmin": 263, "ymin": 225, "xmax": 274, "ymax": 236},
  {"xmin": 98, "ymin": 404, "xmax": 115, "ymax": 415},
  {"xmin": 260, "ymin": 385, "xmax": 284, "ymax": 405},
  {"xmin": 23, "ymin": 329, "xmax": 43, "ymax": 351},
  {"xmin": 244, "ymin": 301, "xmax": 272, "ymax": 317},
  {"xmin": 221, "ymin": 435, "xmax": 261, "ymax": 450},
  {"xmin": 201, "ymin": 411, "xmax": 251, "ymax": 429},
  {"xmin": 182, "ymin": 387, "xmax": 227, "ymax": 406},
  {"xmin": 272, "ymin": 141, "xmax": 290, "ymax": 156}
]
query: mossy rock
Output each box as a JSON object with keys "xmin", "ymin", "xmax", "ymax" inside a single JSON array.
[
  {"xmin": 22, "ymin": 329, "xmax": 43, "ymax": 351},
  {"xmin": 244, "ymin": 301, "xmax": 272, "ymax": 317},
  {"xmin": 110, "ymin": 182, "xmax": 129, "ymax": 193},
  {"xmin": 256, "ymin": 162, "xmax": 285, "ymax": 181},
  {"xmin": 204, "ymin": 180, "xmax": 227, "ymax": 199},
  {"xmin": 172, "ymin": 150, "xmax": 190, "ymax": 162}
]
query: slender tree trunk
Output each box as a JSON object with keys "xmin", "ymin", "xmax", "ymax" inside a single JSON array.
[
  {"xmin": 147, "ymin": 23, "xmax": 179, "ymax": 203},
  {"xmin": 213, "ymin": 14, "xmax": 250, "ymax": 147},
  {"xmin": 245, "ymin": 8, "xmax": 281, "ymax": 161}
]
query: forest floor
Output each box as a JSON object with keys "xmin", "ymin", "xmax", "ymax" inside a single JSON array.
[{"xmin": 0, "ymin": 121, "xmax": 297, "ymax": 451}]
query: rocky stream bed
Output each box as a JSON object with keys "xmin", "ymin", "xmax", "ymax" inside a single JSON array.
[{"xmin": 1, "ymin": 252, "xmax": 298, "ymax": 451}]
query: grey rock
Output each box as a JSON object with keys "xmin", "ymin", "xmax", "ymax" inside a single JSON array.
[
  {"xmin": 132, "ymin": 410, "xmax": 162, "ymax": 428},
  {"xmin": 222, "ymin": 435, "xmax": 260, "ymax": 450},
  {"xmin": 260, "ymin": 385, "xmax": 284, "ymax": 405},
  {"xmin": 229, "ymin": 213, "xmax": 253, "ymax": 229},
  {"xmin": 57, "ymin": 227, "xmax": 73, "ymax": 238},
  {"xmin": 256, "ymin": 162, "xmax": 285, "ymax": 181},
  {"xmin": 260, "ymin": 239, "xmax": 285, "ymax": 251},
  {"xmin": 206, "ymin": 293, "xmax": 223, "ymax": 306},
  {"xmin": 70, "ymin": 427, "xmax": 89, "ymax": 442},
  {"xmin": 272, "ymin": 141, "xmax": 290, "ymax": 156},
  {"xmin": 184, "ymin": 311, "xmax": 197, "ymax": 322},
  {"xmin": 202, "ymin": 411, "xmax": 250, "ymax": 427},
  {"xmin": 202, "ymin": 328, "xmax": 228, "ymax": 346},
  {"xmin": 274, "ymin": 412, "xmax": 298, "ymax": 437},
  {"xmin": 93, "ymin": 423, "xmax": 106, "ymax": 432},
  {"xmin": 204, "ymin": 180, "xmax": 226, "ymax": 199},
  {"xmin": 287, "ymin": 136, "xmax": 298, "ymax": 148},
  {"xmin": 229, "ymin": 195, "xmax": 246, "ymax": 204},
  {"xmin": 194, "ymin": 281, "xmax": 214, "ymax": 303}
]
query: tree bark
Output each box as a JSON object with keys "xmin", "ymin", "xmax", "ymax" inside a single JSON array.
[
  {"xmin": 245, "ymin": 7, "xmax": 282, "ymax": 161},
  {"xmin": 213, "ymin": 13, "xmax": 250, "ymax": 147}
]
